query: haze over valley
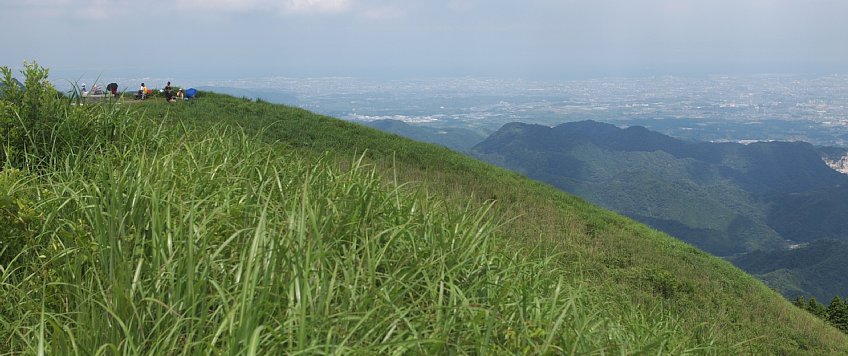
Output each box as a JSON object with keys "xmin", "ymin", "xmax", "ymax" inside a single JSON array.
[{"xmin": 196, "ymin": 74, "xmax": 848, "ymax": 150}]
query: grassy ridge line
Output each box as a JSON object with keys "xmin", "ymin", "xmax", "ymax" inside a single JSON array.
[
  {"xmin": 1, "ymin": 83, "xmax": 845, "ymax": 354},
  {"xmin": 3, "ymin": 93, "xmax": 708, "ymax": 353},
  {"xmin": 144, "ymin": 92, "xmax": 848, "ymax": 353}
]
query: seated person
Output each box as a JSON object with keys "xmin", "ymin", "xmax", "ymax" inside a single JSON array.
[
  {"xmin": 107, "ymin": 83, "xmax": 118, "ymax": 97},
  {"xmin": 176, "ymin": 88, "xmax": 185, "ymax": 100}
]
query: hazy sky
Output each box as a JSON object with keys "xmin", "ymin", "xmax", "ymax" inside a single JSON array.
[{"xmin": 2, "ymin": 0, "xmax": 847, "ymax": 80}]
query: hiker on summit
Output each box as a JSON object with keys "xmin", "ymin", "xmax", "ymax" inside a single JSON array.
[
  {"xmin": 164, "ymin": 81, "xmax": 174, "ymax": 102},
  {"xmin": 138, "ymin": 83, "xmax": 147, "ymax": 100}
]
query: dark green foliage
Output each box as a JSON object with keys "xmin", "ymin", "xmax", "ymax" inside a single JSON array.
[
  {"xmin": 1, "ymin": 62, "xmax": 57, "ymax": 164},
  {"xmin": 794, "ymin": 296, "xmax": 807, "ymax": 309},
  {"xmin": 638, "ymin": 268, "xmax": 695, "ymax": 299},
  {"xmin": 827, "ymin": 297, "xmax": 848, "ymax": 333},
  {"xmin": 0, "ymin": 168, "xmax": 39, "ymax": 266},
  {"xmin": 732, "ymin": 240, "xmax": 848, "ymax": 301},
  {"xmin": 808, "ymin": 298, "xmax": 828, "ymax": 319},
  {"xmin": 767, "ymin": 185, "xmax": 848, "ymax": 243},
  {"xmin": 0, "ymin": 61, "xmax": 122, "ymax": 168},
  {"xmin": 794, "ymin": 295, "xmax": 848, "ymax": 334}
]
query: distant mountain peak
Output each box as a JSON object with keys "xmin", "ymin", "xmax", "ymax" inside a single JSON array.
[{"xmin": 472, "ymin": 120, "xmax": 848, "ymax": 261}]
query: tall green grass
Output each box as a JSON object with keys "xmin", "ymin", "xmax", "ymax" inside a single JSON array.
[
  {"xmin": 2, "ymin": 67, "xmax": 848, "ymax": 354},
  {"xmin": 139, "ymin": 92, "xmax": 848, "ymax": 354},
  {"xmin": 1, "ymin": 115, "xmax": 710, "ymax": 353}
]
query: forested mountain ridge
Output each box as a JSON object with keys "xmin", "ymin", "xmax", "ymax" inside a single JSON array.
[
  {"xmin": 471, "ymin": 120, "xmax": 848, "ymax": 299},
  {"xmin": 732, "ymin": 240, "xmax": 848, "ymax": 301},
  {"xmin": 476, "ymin": 120, "xmax": 846, "ymax": 194}
]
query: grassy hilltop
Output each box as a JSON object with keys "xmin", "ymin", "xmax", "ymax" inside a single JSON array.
[{"xmin": 2, "ymin": 66, "xmax": 847, "ymax": 354}]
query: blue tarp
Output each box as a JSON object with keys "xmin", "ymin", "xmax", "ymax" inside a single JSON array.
[{"xmin": 185, "ymin": 88, "xmax": 197, "ymax": 98}]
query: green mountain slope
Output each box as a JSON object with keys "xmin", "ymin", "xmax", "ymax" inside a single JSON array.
[
  {"xmin": 2, "ymin": 73, "xmax": 847, "ymax": 354},
  {"xmin": 471, "ymin": 121, "xmax": 848, "ymax": 257},
  {"xmin": 766, "ymin": 185, "xmax": 848, "ymax": 243},
  {"xmin": 470, "ymin": 120, "xmax": 848, "ymax": 300},
  {"xmin": 732, "ymin": 240, "xmax": 848, "ymax": 301}
]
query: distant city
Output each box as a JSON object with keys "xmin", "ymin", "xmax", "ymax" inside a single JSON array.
[{"xmin": 67, "ymin": 74, "xmax": 848, "ymax": 147}]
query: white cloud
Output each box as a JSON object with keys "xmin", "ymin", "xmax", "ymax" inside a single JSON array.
[
  {"xmin": 17, "ymin": 0, "xmax": 72, "ymax": 5},
  {"xmin": 13, "ymin": 0, "xmax": 354, "ymax": 16},
  {"xmin": 175, "ymin": 0, "xmax": 266, "ymax": 12},
  {"xmin": 284, "ymin": 0, "xmax": 351, "ymax": 13},
  {"xmin": 171, "ymin": 0, "xmax": 353, "ymax": 15}
]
